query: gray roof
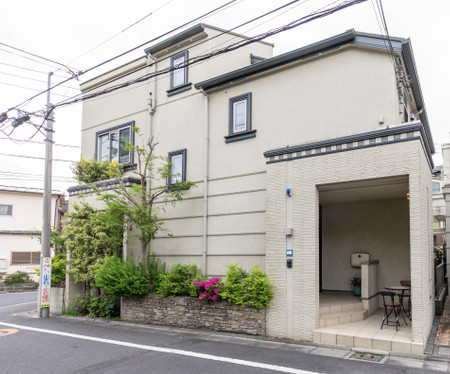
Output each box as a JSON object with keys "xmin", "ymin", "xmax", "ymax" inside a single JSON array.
[{"xmin": 195, "ymin": 30, "xmax": 434, "ymax": 154}]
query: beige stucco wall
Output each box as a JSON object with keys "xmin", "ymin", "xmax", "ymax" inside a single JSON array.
[
  {"xmin": 321, "ymin": 198, "xmax": 410, "ymax": 292},
  {"xmin": 265, "ymin": 138, "xmax": 433, "ymax": 348}
]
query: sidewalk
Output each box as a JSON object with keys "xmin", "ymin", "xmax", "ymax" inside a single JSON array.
[{"xmin": 426, "ymin": 296, "xmax": 450, "ymax": 360}]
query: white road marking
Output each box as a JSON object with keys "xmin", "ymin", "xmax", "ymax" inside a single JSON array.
[
  {"xmin": 0, "ymin": 292, "xmax": 37, "ymax": 296},
  {"xmin": 0, "ymin": 321, "xmax": 321, "ymax": 374},
  {"xmin": 0, "ymin": 301, "xmax": 36, "ymax": 309}
]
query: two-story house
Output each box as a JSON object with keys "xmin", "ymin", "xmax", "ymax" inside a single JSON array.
[
  {"xmin": 70, "ymin": 24, "xmax": 435, "ymax": 354},
  {"xmin": 0, "ymin": 186, "xmax": 66, "ymax": 280}
]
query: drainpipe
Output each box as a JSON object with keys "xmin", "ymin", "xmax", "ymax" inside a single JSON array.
[
  {"xmin": 200, "ymin": 89, "xmax": 209, "ymax": 275},
  {"xmin": 146, "ymin": 54, "xmax": 157, "ymax": 260}
]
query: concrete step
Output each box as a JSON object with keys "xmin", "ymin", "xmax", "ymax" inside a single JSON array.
[
  {"xmin": 319, "ymin": 300, "xmax": 363, "ymax": 315},
  {"xmin": 319, "ymin": 309, "xmax": 368, "ymax": 328}
]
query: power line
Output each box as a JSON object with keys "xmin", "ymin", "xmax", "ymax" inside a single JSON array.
[
  {"xmin": 4, "ymin": 0, "xmax": 239, "ymax": 112},
  {"xmin": 64, "ymin": 0, "xmax": 177, "ymax": 68},
  {"xmin": 0, "ymin": 136, "xmax": 80, "ymax": 148},
  {"xmin": 0, "ymin": 61, "xmax": 67, "ymax": 78},
  {"xmin": 0, "ymin": 41, "xmax": 78, "ymax": 75},
  {"xmin": 56, "ymin": 0, "xmax": 369, "ymax": 108},
  {"xmin": 0, "ymin": 152, "xmax": 76, "ymax": 163},
  {"xmin": 0, "ymin": 81, "xmax": 73, "ymax": 98},
  {"xmin": 0, "ymin": 70, "xmax": 79, "ymax": 90}
]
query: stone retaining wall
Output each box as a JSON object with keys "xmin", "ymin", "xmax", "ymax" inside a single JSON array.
[
  {"xmin": 122, "ymin": 295, "xmax": 266, "ymax": 335},
  {"xmin": 0, "ymin": 283, "xmax": 39, "ymax": 293}
]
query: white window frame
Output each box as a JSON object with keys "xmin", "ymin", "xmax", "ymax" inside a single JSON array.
[
  {"xmin": 225, "ymin": 92, "xmax": 256, "ymax": 143},
  {"xmin": 170, "ymin": 51, "xmax": 188, "ymax": 89},
  {"xmin": 168, "ymin": 149, "xmax": 186, "ymax": 186}
]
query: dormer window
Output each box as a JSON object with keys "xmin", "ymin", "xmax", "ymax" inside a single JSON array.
[{"xmin": 167, "ymin": 50, "xmax": 192, "ymax": 96}]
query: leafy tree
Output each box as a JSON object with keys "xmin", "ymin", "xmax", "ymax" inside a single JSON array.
[
  {"xmin": 97, "ymin": 134, "xmax": 194, "ymax": 264},
  {"xmin": 63, "ymin": 202, "xmax": 124, "ymax": 286}
]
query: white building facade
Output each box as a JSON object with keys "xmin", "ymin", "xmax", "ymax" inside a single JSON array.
[{"xmin": 71, "ymin": 25, "xmax": 435, "ymax": 353}]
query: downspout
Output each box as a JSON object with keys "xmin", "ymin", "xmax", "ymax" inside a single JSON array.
[
  {"xmin": 146, "ymin": 53, "xmax": 157, "ymax": 260},
  {"xmin": 200, "ymin": 89, "xmax": 209, "ymax": 275}
]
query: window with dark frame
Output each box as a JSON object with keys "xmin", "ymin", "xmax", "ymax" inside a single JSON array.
[
  {"xmin": 225, "ymin": 92, "xmax": 256, "ymax": 143},
  {"xmin": 167, "ymin": 50, "xmax": 192, "ymax": 96},
  {"xmin": 0, "ymin": 204, "xmax": 12, "ymax": 215},
  {"xmin": 168, "ymin": 149, "xmax": 186, "ymax": 185},
  {"xmin": 11, "ymin": 251, "xmax": 40, "ymax": 265},
  {"xmin": 96, "ymin": 122, "xmax": 134, "ymax": 165}
]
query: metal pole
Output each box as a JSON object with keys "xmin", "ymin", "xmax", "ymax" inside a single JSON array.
[{"xmin": 39, "ymin": 72, "xmax": 54, "ymax": 318}]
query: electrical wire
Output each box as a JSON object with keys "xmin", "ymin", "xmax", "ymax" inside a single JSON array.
[
  {"xmin": 55, "ymin": 0, "xmax": 369, "ymax": 108},
  {"xmin": 0, "ymin": 70, "xmax": 79, "ymax": 90},
  {"xmin": 0, "ymin": 81, "xmax": 73, "ymax": 99},
  {"xmin": 0, "ymin": 41, "xmax": 78, "ymax": 75},
  {"xmin": 0, "ymin": 136, "xmax": 80, "ymax": 148},
  {"xmin": 6, "ymin": 0, "xmax": 240, "ymax": 112},
  {"xmin": 0, "ymin": 61, "xmax": 67, "ymax": 78},
  {"xmin": 0, "ymin": 152, "xmax": 76, "ymax": 163}
]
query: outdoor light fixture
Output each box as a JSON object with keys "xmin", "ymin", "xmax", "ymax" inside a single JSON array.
[{"xmin": 286, "ymin": 188, "xmax": 291, "ymax": 197}]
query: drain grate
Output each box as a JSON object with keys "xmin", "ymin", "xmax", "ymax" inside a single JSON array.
[{"xmin": 350, "ymin": 352, "xmax": 384, "ymax": 363}]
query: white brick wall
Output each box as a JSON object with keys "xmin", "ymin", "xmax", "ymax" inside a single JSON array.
[{"xmin": 265, "ymin": 139, "xmax": 433, "ymax": 345}]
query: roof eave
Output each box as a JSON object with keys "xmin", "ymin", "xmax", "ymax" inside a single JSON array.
[{"xmin": 195, "ymin": 29, "xmax": 357, "ymax": 91}]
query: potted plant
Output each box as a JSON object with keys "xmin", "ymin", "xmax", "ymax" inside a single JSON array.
[{"xmin": 350, "ymin": 276, "xmax": 361, "ymax": 296}]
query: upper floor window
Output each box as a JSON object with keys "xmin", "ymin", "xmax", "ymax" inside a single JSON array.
[
  {"xmin": 225, "ymin": 92, "xmax": 256, "ymax": 143},
  {"xmin": 168, "ymin": 149, "xmax": 186, "ymax": 185},
  {"xmin": 167, "ymin": 50, "xmax": 191, "ymax": 96},
  {"xmin": 96, "ymin": 122, "xmax": 134, "ymax": 165},
  {"xmin": 0, "ymin": 204, "xmax": 12, "ymax": 215},
  {"xmin": 432, "ymin": 181, "xmax": 441, "ymax": 193}
]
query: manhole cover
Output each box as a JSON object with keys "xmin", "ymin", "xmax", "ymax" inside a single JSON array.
[{"xmin": 350, "ymin": 352, "xmax": 384, "ymax": 362}]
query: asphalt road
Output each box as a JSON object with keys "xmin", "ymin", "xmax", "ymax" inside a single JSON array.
[{"xmin": 0, "ymin": 292, "xmax": 447, "ymax": 374}]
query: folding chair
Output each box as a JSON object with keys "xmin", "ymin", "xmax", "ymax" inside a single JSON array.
[{"xmin": 379, "ymin": 290, "xmax": 401, "ymax": 331}]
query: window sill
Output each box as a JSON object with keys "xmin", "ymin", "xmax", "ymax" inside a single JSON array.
[
  {"xmin": 167, "ymin": 83, "xmax": 192, "ymax": 97},
  {"xmin": 224, "ymin": 129, "xmax": 257, "ymax": 143}
]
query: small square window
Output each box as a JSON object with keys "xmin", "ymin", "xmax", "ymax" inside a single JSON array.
[
  {"xmin": 96, "ymin": 122, "xmax": 134, "ymax": 165},
  {"xmin": 167, "ymin": 50, "xmax": 191, "ymax": 96},
  {"xmin": 0, "ymin": 204, "xmax": 12, "ymax": 215},
  {"xmin": 168, "ymin": 149, "xmax": 186, "ymax": 186},
  {"xmin": 225, "ymin": 93, "xmax": 256, "ymax": 143}
]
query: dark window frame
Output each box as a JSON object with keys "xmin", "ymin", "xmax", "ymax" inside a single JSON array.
[
  {"xmin": 95, "ymin": 121, "xmax": 135, "ymax": 167},
  {"xmin": 225, "ymin": 92, "xmax": 256, "ymax": 143},
  {"xmin": 168, "ymin": 148, "xmax": 187, "ymax": 186},
  {"xmin": 167, "ymin": 50, "xmax": 191, "ymax": 96}
]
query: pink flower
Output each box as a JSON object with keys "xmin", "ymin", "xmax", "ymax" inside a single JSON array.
[
  {"xmin": 212, "ymin": 295, "xmax": 217, "ymax": 302},
  {"xmin": 192, "ymin": 280, "xmax": 197, "ymax": 285},
  {"xmin": 75, "ymin": 307, "xmax": 78, "ymax": 311},
  {"xmin": 214, "ymin": 287, "xmax": 219, "ymax": 294}
]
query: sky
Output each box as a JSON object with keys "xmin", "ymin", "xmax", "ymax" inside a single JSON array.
[{"xmin": 0, "ymin": 0, "xmax": 449, "ymax": 194}]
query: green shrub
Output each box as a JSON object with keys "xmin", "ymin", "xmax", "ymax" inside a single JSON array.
[
  {"xmin": 221, "ymin": 264, "xmax": 273, "ymax": 309},
  {"xmin": 95, "ymin": 256, "xmax": 149, "ymax": 297},
  {"xmin": 157, "ymin": 264, "xmax": 202, "ymax": 297},
  {"xmin": 65, "ymin": 292, "xmax": 120, "ymax": 319},
  {"xmin": 71, "ymin": 157, "xmax": 123, "ymax": 184},
  {"xmin": 146, "ymin": 253, "xmax": 167, "ymax": 292},
  {"xmin": 4, "ymin": 271, "xmax": 31, "ymax": 285}
]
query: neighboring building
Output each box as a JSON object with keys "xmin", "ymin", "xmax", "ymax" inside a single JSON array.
[
  {"xmin": 432, "ymin": 165, "xmax": 445, "ymax": 246},
  {"xmin": 69, "ymin": 25, "xmax": 435, "ymax": 353},
  {"xmin": 0, "ymin": 186, "xmax": 66, "ymax": 281},
  {"xmin": 442, "ymin": 144, "xmax": 450, "ymax": 277}
]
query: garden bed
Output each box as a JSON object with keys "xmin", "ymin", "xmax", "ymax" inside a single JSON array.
[{"xmin": 121, "ymin": 294, "xmax": 266, "ymax": 335}]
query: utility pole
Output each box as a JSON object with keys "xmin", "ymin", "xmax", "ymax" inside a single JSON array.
[{"xmin": 38, "ymin": 72, "xmax": 54, "ymax": 318}]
